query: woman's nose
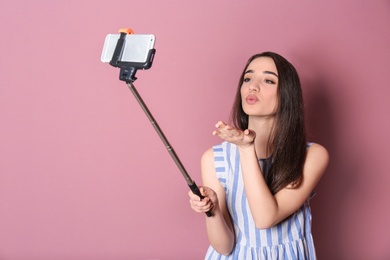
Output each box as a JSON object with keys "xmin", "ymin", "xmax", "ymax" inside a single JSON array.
[{"xmin": 249, "ymin": 82, "xmax": 260, "ymax": 92}]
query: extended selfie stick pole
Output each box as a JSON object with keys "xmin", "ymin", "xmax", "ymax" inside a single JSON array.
[
  {"xmin": 126, "ymin": 81, "xmax": 212, "ymax": 217},
  {"xmin": 109, "ymin": 29, "xmax": 212, "ymax": 217}
]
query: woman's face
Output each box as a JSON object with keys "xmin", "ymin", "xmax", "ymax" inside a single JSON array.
[{"xmin": 241, "ymin": 57, "xmax": 279, "ymax": 118}]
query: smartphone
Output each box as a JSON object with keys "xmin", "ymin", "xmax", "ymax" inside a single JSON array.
[{"xmin": 101, "ymin": 34, "xmax": 155, "ymax": 63}]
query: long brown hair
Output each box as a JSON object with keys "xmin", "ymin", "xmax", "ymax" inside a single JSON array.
[{"xmin": 231, "ymin": 52, "xmax": 307, "ymax": 194}]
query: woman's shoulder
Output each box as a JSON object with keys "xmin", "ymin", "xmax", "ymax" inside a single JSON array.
[
  {"xmin": 307, "ymin": 142, "xmax": 328, "ymax": 156},
  {"xmin": 202, "ymin": 141, "xmax": 234, "ymax": 163},
  {"xmin": 202, "ymin": 147, "xmax": 214, "ymax": 160},
  {"xmin": 305, "ymin": 143, "xmax": 329, "ymax": 174}
]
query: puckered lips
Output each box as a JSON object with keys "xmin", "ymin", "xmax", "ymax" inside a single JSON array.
[{"xmin": 245, "ymin": 94, "xmax": 259, "ymax": 105}]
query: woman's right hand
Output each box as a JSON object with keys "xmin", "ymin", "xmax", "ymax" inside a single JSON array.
[
  {"xmin": 213, "ymin": 121, "xmax": 256, "ymax": 148},
  {"xmin": 188, "ymin": 186, "xmax": 219, "ymax": 214}
]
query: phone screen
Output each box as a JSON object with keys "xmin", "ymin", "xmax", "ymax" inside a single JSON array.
[{"xmin": 101, "ymin": 34, "xmax": 155, "ymax": 63}]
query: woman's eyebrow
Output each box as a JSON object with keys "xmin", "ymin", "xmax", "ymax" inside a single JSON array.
[
  {"xmin": 244, "ymin": 70, "xmax": 278, "ymax": 78},
  {"xmin": 263, "ymin": 71, "xmax": 279, "ymax": 77}
]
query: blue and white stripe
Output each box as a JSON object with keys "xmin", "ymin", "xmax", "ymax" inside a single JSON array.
[{"xmin": 205, "ymin": 141, "xmax": 316, "ymax": 260}]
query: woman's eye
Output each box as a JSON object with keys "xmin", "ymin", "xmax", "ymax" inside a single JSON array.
[
  {"xmin": 265, "ymin": 79, "xmax": 276, "ymax": 84},
  {"xmin": 243, "ymin": 77, "xmax": 251, "ymax": 82}
]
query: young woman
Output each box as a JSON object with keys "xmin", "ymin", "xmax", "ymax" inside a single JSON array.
[{"xmin": 189, "ymin": 52, "xmax": 329, "ymax": 259}]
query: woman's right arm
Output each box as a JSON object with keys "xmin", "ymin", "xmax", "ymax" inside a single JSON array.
[{"xmin": 189, "ymin": 148, "xmax": 234, "ymax": 255}]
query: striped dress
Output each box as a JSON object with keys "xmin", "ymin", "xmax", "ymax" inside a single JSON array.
[{"xmin": 205, "ymin": 141, "xmax": 316, "ymax": 260}]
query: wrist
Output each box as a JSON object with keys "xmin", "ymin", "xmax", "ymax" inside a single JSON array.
[{"xmin": 237, "ymin": 143, "xmax": 255, "ymax": 153}]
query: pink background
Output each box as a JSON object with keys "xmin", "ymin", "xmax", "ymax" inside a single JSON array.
[{"xmin": 1, "ymin": 0, "xmax": 389, "ymax": 259}]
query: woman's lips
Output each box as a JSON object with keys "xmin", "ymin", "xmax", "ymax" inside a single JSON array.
[{"xmin": 246, "ymin": 95, "xmax": 258, "ymax": 105}]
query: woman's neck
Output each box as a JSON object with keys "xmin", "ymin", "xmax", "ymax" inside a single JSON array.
[{"xmin": 248, "ymin": 116, "xmax": 274, "ymax": 159}]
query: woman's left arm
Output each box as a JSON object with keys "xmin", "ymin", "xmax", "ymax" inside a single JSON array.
[
  {"xmin": 213, "ymin": 121, "xmax": 329, "ymax": 229},
  {"xmin": 239, "ymin": 143, "xmax": 329, "ymax": 229}
]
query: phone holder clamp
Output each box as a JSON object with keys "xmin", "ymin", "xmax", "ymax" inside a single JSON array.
[{"xmin": 109, "ymin": 29, "xmax": 156, "ymax": 83}]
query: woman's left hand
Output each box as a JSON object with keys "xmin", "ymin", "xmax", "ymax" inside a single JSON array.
[{"xmin": 213, "ymin": 121, "xmax": 256, "ymax": 147}]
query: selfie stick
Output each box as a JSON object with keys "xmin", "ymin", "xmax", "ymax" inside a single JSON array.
[{"xmin": 109, "ymin": 29, "xmax": 212, "ymax": 217}]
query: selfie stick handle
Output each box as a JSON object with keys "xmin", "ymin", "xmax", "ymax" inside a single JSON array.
[{"xmin": 126, "ymin": 82, "xmax": 212, "ymax": 217}]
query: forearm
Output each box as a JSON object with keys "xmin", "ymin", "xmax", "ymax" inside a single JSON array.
[
  {"xmin": 238, "ymin": 145, "xmax": 279, "ymax": 228},
  {"xmin": 199, "ymin": 148, "xmax": 235, "ymax": 255},
  {"xmin": 205, "ymin": 208, "xmax": 234, "ymax": 255}
]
